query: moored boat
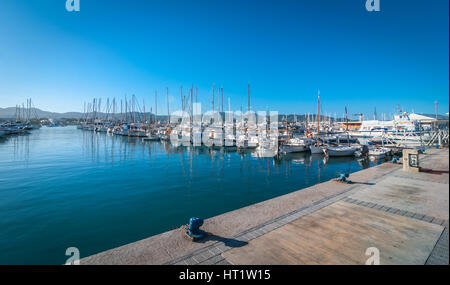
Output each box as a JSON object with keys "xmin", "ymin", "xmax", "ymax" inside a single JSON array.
[
  {"xmin": 325, "ymin": 145, "xmax": 356, "ymax": 157},
  {"xmin": 368, "ymin": 147, "xmax": 392, "ymax": 158}
]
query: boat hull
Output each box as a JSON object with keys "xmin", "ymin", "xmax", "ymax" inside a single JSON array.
[
  {"xmin": 326, "ymin": 146, "xmax": 356, "ymax": 157},
  {"xmin": 280, "ymin": 144, "xmax": 309, "ymax": 153},
  {"xmin": 310, "ymin": 145, "xmax": 324, "ymax": 154}
]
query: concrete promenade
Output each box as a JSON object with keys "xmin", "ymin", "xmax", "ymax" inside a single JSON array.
[{"xmin": 82, "ymin": 148, "xmax": 449, "ymax": 265}]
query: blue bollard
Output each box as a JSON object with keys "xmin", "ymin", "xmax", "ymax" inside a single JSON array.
[
  {"xmin": 337, "ymin": 173, "xmax": 349, "ymax": 182},
  {"xmin": 185, "ymin": 217, "xmax": 206, "ymax": 240}
]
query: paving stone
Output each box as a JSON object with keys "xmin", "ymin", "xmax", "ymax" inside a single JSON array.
[
  {"xmin": 200, "ymin": 249, "xmax": 216, "ymax": 260},
  {"xmin": 413, "ymin": 213, "xmax": 425, "ymax": 220},
  {"xmin": 209, "ymin": 247, "xmax": 222, "ymax": 256},
  {"xmin": 373, "ymin": 204, "xmax": 384, "ymax": 210},
  {"xmin": 216, "ymin": 243, "xmax": 228, "ymax": 253},
  {"xmin": 422, "ymin": 216, "xmax": 434, "ymax": 223},
  {"xmin": 185, "ymin": 257, "xmax": 198, "ymax": 265},
  {"xmin": 432, "ymin": 218, "xmax": 444, "ymax": 225},
  {"xmin": 200, "ymin": 255, "xmax": 224, "ymax": 265},
  {"xmin": 192, "ymin": 253, "xmax": 209, "ymax": 264},
  {"xmin": 215, "ymin": 259, "xmax": 231, "ymax": 265},
  {"xmin": 387, "ymin": 208, "xmax": 398, "ymax": 214}
]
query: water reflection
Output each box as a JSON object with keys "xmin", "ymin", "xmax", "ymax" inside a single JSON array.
[
  {"xmin": 3, "ymin": 128, "xmax": 383, "ymax": 184},
  {"xmin": 63, "ymin": 127, "xmax": 382, "ymax": 183},
  {"xmin": 0, "ymin": 127, "xmax": 387, "ymax": 265}
]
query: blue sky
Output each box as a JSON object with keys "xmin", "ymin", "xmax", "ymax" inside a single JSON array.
[{"xmin": 0, "ymin": 0, "xmax": 448, "ymax": 119}]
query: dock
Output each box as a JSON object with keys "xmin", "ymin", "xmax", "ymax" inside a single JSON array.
[{"xmin": 82, "ymin": 148, "xmax": 449, "ymax": 265}]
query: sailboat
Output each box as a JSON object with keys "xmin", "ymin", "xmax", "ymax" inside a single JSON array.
[
  {"xmin": 368, "ymin": 130, "xmax": 391, "ymax": 158},
  {"xmin": 368, "ymin": 147, "xmax": 391, "ymax": 158},
  {"xmin": 310, "ymin": 90, "xmax": 325, "ymax": 154},
  {"xmin": 280, "ymin": 137, "xmax": 311, "ymax": 153},
  {"xmin": 325, "ymin": 106, "xmax": 356, "ymax": 157}
]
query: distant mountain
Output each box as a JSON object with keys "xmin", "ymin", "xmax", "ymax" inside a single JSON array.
[
  {"xmin": 0, "ymin": 107, "xmax": 84, "ymax": 119},
  {"xmin": 1, "ymin": 107, "xmax": 345, "ymax": 122},
  {"xmin": 0, "ymin": 107, "xmax": 167, "ymax": 121}
]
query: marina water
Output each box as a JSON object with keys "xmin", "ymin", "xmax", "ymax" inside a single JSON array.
[{"xmin": 0, "ymin": 126, "xmax": 382, "ymax": 264}]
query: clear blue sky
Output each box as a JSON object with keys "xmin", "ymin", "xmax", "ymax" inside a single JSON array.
[{"xmin": 0, "ymin": 0, "xmax": 448, "ymax": 119}]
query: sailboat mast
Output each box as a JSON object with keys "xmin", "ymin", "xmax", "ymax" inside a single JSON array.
[
  {"xmin": 166, "ymin": 87, "xmax": 170, "ymax": 125},
  {"xmin": 317, "ymin": 90, "xmax": 320, "ymax": 145},
  {"xmin": 248, "ymin": 84, "xmax": 250, "ymax": 112},
  {"xmin": 345, "ymin": 106, "xmax": 350, "ymax": 146},
  {"xmin": 212, "ymin": 83, "xmax": 215, "ymax": 112},
  {"xmin": 190, "ymin": 85, "xmax": 193, "ymax": 128},
  {"xmin": 155, "ymin": 90, "xmax": 158, "ymax": 124}
]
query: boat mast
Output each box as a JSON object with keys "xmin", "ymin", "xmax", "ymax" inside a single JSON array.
[
  {"xmin": 317, "ymin": 90, "xmax": 320, "ymax": 146},
  {"xmin": 143, "ymin": 99, "xmax": 146, "ymax": 124},
  {"xmin": 248, "ymin": 84, "xmax": 250, "ymax": 112},
  {"xmin": 190, "ymin": 85, "xmax": 193, "ymax": 129},
  {"xmin": 155, "ymin": 90, "xmax": 158, "ymax": 125},
  {"xmin": 166, "ymin": 87, "xmax": 170, "ymax": 125},
  {"xmin": 212, "ymin": 83, "xmax": 215, "ymax": 113},
  {"xmin": 345, "ymin": 106, "xmax": 350, "ymax": 146}
]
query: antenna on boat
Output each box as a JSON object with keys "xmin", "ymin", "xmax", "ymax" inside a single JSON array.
[
  {"xmin": 166, "ymin": 87, "xmax": 170, "ymax": 125},
  {"xmin": 317, "ymin": 90, "xmax": 320, "ymax": 146},
  {"xmin": 248, "ymin": 83, "xmax": 251, "ymax": 112},
  {"xmin": 212, "ymin": 83, "xmax": 215, "ymax": 112},
  {"xmin": 155, "ymin": 90, "xmax": 158, "ymax": 125},
  {"xmin": 345, "ymin": 106, "xmax": 350, "ymax": 146}
]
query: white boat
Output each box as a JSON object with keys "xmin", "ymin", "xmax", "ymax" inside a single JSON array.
[
  {"xmin": 310, "ymin": 145, "xmax": 324, "ymax": 154},
  {"xmin": 349, "ymin": 111, "xmax": 434, "ymax": 146},
  {"xmin": 309, "ymin": 90, "xmax": 324, "ymax": 155},
  {"xmin": 280, "ymin": 137, "xmax": 311, "ymax": 153},
  {"xmin": 368, "ymin": 147, "xmax": 391, "ymax": 158},
  {"xmin": 144, "ymin": 133, "xmax": 160, "ymax": 141},
  {"xmin": 236, "ymin": 134, "xmax": 258, "ymax": 149},
  {"xmin": 256, "ymin": 137, "xmax": 278, "ymax": 157},
  {"xmin": 325, "ymin": 145, "xmax": 356, "ymax": 157}
]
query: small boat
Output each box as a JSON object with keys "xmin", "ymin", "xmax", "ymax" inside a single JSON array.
[
  {"xmin": 236, "ymin": 135, "xmax": 258, "ymax": 149},
  {"xmin": 309, "ymin": 90, "xmax": 324, "ymax": 155},
  {"xmin": 325, "ymin": 145, "xmax": 356, "ymax": 157},
  {"xmin": 310, "ymin": 145, "xmax": 324, "ymax": 154},
  {"xmin": 368, "ymin": 147, "xmax": 392, "ymax": 158},
  {"xmin": 256, "ymin": 137, "xmax": 278, "ymax": 157},
  {"xmin": 144, "ymin": 133, "xmax": 160, "ymax": 141},
  {"xmin": 280, "ymin": 137, "xmax": 311, "ymax": 154}
]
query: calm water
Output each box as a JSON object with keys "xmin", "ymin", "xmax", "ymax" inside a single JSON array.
[{"xmin": 0, "ymin": 126, "xmax": 379, "ymax": 264}]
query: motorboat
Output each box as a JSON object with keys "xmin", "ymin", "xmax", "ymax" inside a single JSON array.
[
  {"xmin": 280, "ymin": 137, "xmax": 311, "ymax": 154},
  {"xmin": 368, "ymin": 147, "xmax": 392, "ymax": 158},
  {"xmin": 325, "ymin": 145, "xmax": 356, "ymax": 157},
  {"xmin": 310, "ymin": 144, "xmax": 324, "ymax": 154}
]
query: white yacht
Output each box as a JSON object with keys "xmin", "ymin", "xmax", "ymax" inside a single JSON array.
[
  {"xmin": 368, "ymin": 147, "xmax": 392, "ymax": 158},
  {"xmin": 310, "ymin": 144, "xmax": 325, "ymax": 154},
  {"xmin": 280, "ymin": 137, "xmax": 311, "ymax": 154},
  {"xmin": 325, "ymin": 145, "xmax": 356, "ymax": 157}
]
